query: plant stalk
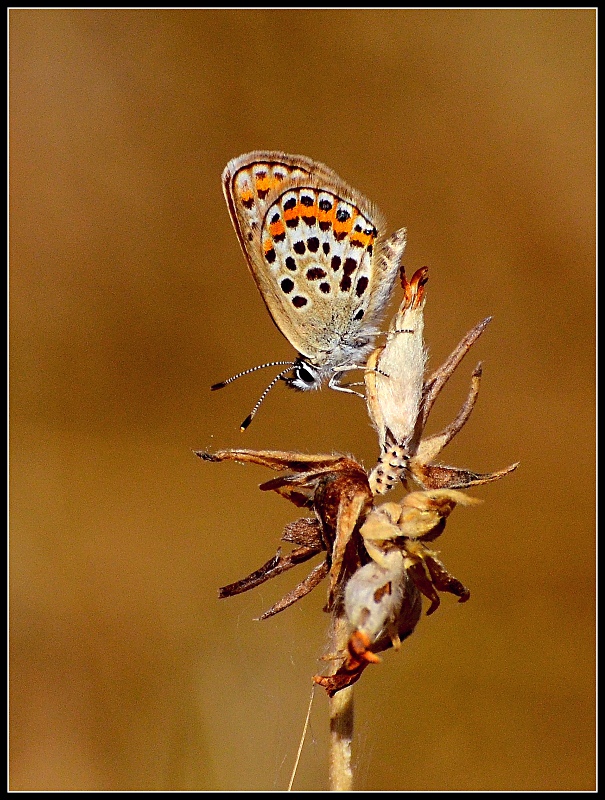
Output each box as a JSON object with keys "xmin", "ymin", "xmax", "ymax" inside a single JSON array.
[{"xmin": 328, "ymin": 611, "xmax": 354, "ymax": 791}]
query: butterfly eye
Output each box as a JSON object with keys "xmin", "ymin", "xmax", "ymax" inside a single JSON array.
[
  {"xmin": 285, "ymin": 360, "xmax": 322, "ymax": 391},
  {"xmin": 295, "ymin": 364, "xmax": 316, "ymax": 385}
]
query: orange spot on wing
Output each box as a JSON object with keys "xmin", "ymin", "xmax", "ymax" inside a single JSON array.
[
  {"xmin": 302, "ymin": 203, "xmax": 320, "ymax": 219},
  {"xmin": 255, "ymin": 175, "xmax": 283, "ymax": 194},
  {"xmin": 350, "ymin": 231, "xmax": 374, "ymax": 248},
  {"xmin": 285, "ymin": 202, "xmax": 320, "ymax": 220},
  {"xmin": 269, "ymin": 219, "xmax": 285, "ymax": 237},
  {"xmin": 284, "ymin": 206, "xmax": 299, "ymax": 221},
  {"xmin": 333, "ymin": 217, "xmax": 354, "ymax": 235},
  {"xmin": 318, "ymin": 206, "xmax": 336, "ymax": 226}
]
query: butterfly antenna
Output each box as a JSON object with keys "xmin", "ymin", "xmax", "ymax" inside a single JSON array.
[
  {"xmin": 240, "ymin": 366, "xmax": 293, "ymax": 431},
  {"xmin": 211, "ymin": 361, "xmax": 294, "ymax": 391}
]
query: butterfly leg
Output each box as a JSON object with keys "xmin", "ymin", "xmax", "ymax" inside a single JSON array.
[
  {"xmin": 328, "ymin": 373, "xmax": 366, "ymax": 398},
  {"xmin": 329, "ymin": 364, "xmax": 388, "ymax": 397}
]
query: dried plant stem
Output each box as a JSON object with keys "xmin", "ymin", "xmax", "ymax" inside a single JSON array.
[{"xmin": 328, "ymin": 612, "xmax": 354, "ymax": 791}]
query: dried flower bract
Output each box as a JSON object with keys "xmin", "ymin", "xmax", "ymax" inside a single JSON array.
[
  {"xmin": 366, "ymin": 267, "xmax": 518, "ymax": 495},
  {"xmin": 199, "ymin": 267, "xmax": 518, "ymax": 697}
]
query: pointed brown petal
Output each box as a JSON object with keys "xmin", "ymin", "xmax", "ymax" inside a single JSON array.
[
  {"xmin": 259, "ymin": 465, "xmax": 350, "ymax": 491},
  {"xmin": 218, "ymin": 552, "xmax": 283, "ymax": 598},
  {"xmin": 313, "ymin": 667, "xmax": 368, "ymax": 697},
  {"xmin": 410, "ymin": 461, "xmax": 519, "ymax": 490},
  {"xmin": 329, "ymin": 491, "xmax": 372, "ymax": 600},
  {"xmin": 281, "ymin": 518, "xmax": 324, "ymax": 548},
  {"xmin": 416, "ymin": 363, "xmax": 482, "ymax": 464},
  {"xmin": 421, "ymin": 317, "xmax": 492, "ymax": 429},
  {"xmin": 218, "ymin": 543, "xmax": 322, "ymax": 598},
  {"xmin": 424, "ymin": 554, "xmax": 471, "ymax": 603},
  {"xmin": 405, "ymin": 560, "xmax": 441, "ymax": 615},
  {"xmin": 194, "ymin": 448, "xmax": 348, "ymax": 472},
  {"xmin": 313, "ymin": 630, "xmax": 379, "ymax": 697},
  {"xmin": 258, "ymin": 476, "xmax": 314, "ymax": 507},
  {"xmin": 257, "ymin": 559, "xmax": 330, "ymax": 620}
]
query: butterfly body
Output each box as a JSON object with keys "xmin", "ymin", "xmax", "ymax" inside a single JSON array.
[{"xmin": 222, "ymin": 152, "xmax": 407, "ymax": 394}]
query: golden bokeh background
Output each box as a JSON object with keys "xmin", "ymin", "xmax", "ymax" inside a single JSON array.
[{"xmin": 10, "ymin": 9, "xmax": 595, "ymax": 791}]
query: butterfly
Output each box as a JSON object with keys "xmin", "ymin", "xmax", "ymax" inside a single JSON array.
[{"xmin": 214, "ymin": 151, "xmax": 407, "ymax": 429}]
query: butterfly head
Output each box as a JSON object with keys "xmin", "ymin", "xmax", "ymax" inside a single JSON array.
[{"xmin": 283, "ymin": 358, "xmax": 324, "ymax": 392}]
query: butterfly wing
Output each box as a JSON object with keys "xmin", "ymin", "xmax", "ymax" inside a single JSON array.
[
  {"xmin": 223, "ymin": 152, "xmax": 341, "ymax": 354},
  {"xmin": 223, "ymin": 152, "xmax": 404, "ymax": 368}
]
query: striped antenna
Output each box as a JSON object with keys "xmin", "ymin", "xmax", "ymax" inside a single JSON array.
[
  {"xmin": 240, "ymin": 366, "xmax": 294, "ymax": 431},
  {"xmin": 211, "ymin": 361, "xmax": 294, "ymax": 391}
]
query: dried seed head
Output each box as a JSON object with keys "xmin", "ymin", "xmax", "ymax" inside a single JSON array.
[
  {"xmin": 344, "ymin": 550, "xmax": 422, "ymax": 651},
  {"xmin": 366, "ymin": 268, "xmax": 428, "ymax": 495}
]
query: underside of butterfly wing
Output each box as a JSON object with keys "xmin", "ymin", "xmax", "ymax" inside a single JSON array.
[{"xmin": 222, "ymin": 152, "xmax": 402, "ymax": 376}]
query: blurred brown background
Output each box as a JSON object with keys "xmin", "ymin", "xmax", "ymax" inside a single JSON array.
[{"xmin": 10, "ymin": 9, "xmax": 595, "ymax": 791}]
